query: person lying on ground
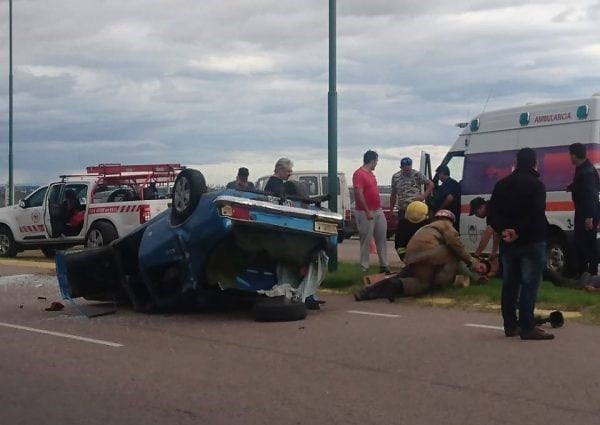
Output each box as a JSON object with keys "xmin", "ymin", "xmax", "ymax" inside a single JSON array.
[{"xmin": 354, "ymin": 209, "xmax": 487, "ymax": 301}]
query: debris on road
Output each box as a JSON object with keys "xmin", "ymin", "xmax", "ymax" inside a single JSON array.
[{"xmin": 45, "ymin": 302, "xmax": 64, "ymax": 312}]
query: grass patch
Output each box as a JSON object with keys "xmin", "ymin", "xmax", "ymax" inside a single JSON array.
[{"xmin": 322, "ymin": 262, "xmax": 600, "ymax": 324}]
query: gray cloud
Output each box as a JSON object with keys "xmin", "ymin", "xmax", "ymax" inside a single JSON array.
[{"xmin": 0, "ymin": 0, "xmax": 599, "ymax": 186}]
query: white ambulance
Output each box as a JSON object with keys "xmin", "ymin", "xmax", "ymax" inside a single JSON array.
[
  {"xmin": 431, "ymin": 94, "xmax": 600, "ymax": 275},
  {"xmin": 0, "ymin": 163, "xmax": 181, "ymax": 257}
]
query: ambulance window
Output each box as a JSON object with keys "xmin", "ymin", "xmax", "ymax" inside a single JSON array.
[
  {"xmin": 439, "ymin": 153, "xmax": 465, "ymax": 184},
  {"xmin": 321, "ymin": 176, "xmax": 340, "ymax": 195},
  {"xmin": 299, "ymin": 176, "xmax": 319, "ymax": 196},
  {"xmin": 25, "ymin": 186, "xmax": 48, "ymax": 208}
]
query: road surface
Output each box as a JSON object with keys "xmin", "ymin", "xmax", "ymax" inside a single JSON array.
[{"xmin": 1, "ymin": 260, "xmax": 599, "ymax": 425}]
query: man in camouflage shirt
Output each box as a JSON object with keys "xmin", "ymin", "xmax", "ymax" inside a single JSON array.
[{"xmin": 389, "ymin": 157, "xmax": 434, "ymax": 253}]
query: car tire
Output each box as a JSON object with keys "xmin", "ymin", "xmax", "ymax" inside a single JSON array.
[
  {"xmin": 171, "ymin": 169, "xmax": 207, "ymax": 226},
  {"xmin": 0, "ymin": 226, "xmax": 18, "ymax": 258},
  {"xmin": 252, "ymin": 299, "xmax": 308, "ymax": 322},
  {"xmin": 41, "ymin": 246, "xmax": 58, "ymax": 258},
  {"xmin": 85, "ymin": 222, "xmax": 119, "ymax": 248}
]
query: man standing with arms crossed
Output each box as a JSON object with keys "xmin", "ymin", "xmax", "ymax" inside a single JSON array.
[
  {"xmin": 490, "ymin": 148, "xmax": 554, "ymax": 340},
  {"xmin": 353, "ymin": 150, "xmax": 389, "ymax": 273},
  {"xmin": 390, "ymin": 157, "xmax": 434, "ymax": 250},
  {"xmin": 567, "ymin": 143, "xmax": 600, "ymax": 279}
]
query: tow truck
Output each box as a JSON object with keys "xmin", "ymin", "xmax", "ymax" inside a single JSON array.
[{"xmin": 0, "ymin": 163, "xmax": 182, "ymax": 257}]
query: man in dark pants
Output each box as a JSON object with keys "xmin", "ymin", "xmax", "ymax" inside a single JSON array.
[
  {"xmin": 490, "ymin": 148, "xmax": 554, "ymax": 340},
  {"xmin": 568, "ymin": 143, "xmax": 600, "ymax": 278}
]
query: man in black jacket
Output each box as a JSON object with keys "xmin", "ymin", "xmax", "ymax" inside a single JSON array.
[
  {"xmin": 490, "ymin": 148, "xmax": 554, "ymax": 340},
  {"xmin": 568, "ymin": 143, "xmax": 600, "ymax": 278}
]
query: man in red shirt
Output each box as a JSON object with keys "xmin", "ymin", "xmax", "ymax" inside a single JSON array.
[{"xmin": 352, "ymin": 150, "xmax": 389, "ymax": 273}]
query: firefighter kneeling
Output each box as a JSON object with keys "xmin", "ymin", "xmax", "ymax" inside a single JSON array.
[{"xmin": 354, "ymin": 210, "xmax": 487, "ymax": 301}]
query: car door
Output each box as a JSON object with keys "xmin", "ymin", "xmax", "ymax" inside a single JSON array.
[
  {"xmin": 14, "ymin": 186, "xmax": 48, "ymax": 241},
  {"xmin": 43, "ymin": 183, "xmax": 89, "ymax": 239}
]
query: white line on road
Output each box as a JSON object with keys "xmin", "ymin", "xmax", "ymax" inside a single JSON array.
[
  {"xmin": 464, "ymin": 323, "xmax": 504, "ymax": 331},
  {"xmin": 0, "ymin": 321, "xmax": 124, "ymax": 347},
  {"xmin": 347, "ymin": 310, "xmax": 400, "ymax": 318}
]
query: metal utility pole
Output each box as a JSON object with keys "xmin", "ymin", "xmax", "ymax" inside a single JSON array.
[
  {"xmin": 327, "ymin": 0, "xmax": 338, "ymax": 271},
  {"xmin": 8, "ymin": 0, "xmax": 14, "ymax": 205}
]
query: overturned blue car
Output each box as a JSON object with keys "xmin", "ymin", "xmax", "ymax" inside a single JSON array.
[{"xmin": 55, "ymin": 169, "xmax": 343, "ymax": 321}]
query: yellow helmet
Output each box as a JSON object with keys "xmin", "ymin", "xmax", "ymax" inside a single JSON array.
[{"xmin": 405, "ymin": 201, "xmax": 428, "ymax": 224}]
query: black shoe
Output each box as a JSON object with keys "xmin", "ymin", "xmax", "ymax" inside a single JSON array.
[
  {"xmin": 305, "ymin": 296, "xmax": 322, "ymax": 310},
  {"xmin": 379, "ymin": 267, "xmax": 391, "ymax": 274},
  {"xmin": 354, "ymin": 288, "xmax": 374, "ymax": 301},
  {"xmin": 504, "ymin": 326, "xmax": 521, "ymax": 337}
]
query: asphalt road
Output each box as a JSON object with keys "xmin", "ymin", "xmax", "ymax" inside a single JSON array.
[{"xmin": 1, "ymin": 260, "xmax": 600, "ymax": 425}]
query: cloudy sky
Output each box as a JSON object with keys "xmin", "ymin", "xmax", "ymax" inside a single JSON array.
[{"xmin": 1, "ymin": 0, "xmax": 600, "ymax": 186}]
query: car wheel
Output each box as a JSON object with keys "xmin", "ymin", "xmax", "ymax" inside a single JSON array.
[
  {"xmin": 0, "ymin": 226, "xmax": 18, "ymax": 258},
  {"xmin": 546, "ymin": 235, "xmax": 567, "ymax": 276},
  {"xmin": 40, "ymin": 246, "xmax": 58, "ymax": 258},
  {"xmin": 252, "ymin": 299, "xmax": 308, "ymax": 322},
  {"xmin": 171, "ymin": 169, "xmax": 207, "ymax": 225},
  {"xmin": 85, "ymin": 222, "xmax": 119, "ymax": 248}
]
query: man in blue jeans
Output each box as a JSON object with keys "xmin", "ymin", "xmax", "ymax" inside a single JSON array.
[{"xmin": 490, "ymin": 148, "xmax": 554, "ymax": 340}]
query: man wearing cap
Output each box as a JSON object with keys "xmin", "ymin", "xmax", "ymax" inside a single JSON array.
[
  {"xmin": 469, "ymin": 197, "xmax": 499, "ymax": 263},
  {"xmin": 264, "ymin": 158, "xmax": 293, "ymax": 195},
  {"xmin": 352, "ymin": 150, "xmax": 389, "ymax": 273},
  {"xmin": 226, "ymin": 167, "xmax": 255, "ymax": 190},
  {"xmin": 390, "ymin": 157, "xmax": 434, "ymax": 250},
  {"xmin": 433, "ymin": 165, "xmax": 461, "ymax": 230}
]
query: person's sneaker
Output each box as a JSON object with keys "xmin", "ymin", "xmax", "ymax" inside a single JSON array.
[
  {"xmin": 520, "ymin": 327, "xmax": 555, "ymax": 340},
  {"xmin": 379, "ymin": 266, "xmax": 391, "ymax": 274},
  {"xmin": 504, "ymin": 326, "xmax": 521, "ymax": 337}
]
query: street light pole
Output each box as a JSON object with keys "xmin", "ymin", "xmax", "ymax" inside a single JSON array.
[
  {"xmin": 327, "ymin": 0, "xmax": 338, "ymax": 271},
  {"xmin": 8, "ymin": 0, "xmax": 14, "ymax": 205}
]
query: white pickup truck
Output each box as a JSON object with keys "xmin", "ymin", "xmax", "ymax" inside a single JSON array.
[{"xmin": 0, "ymin": 163, "xmax": 181, "ymax": 258}]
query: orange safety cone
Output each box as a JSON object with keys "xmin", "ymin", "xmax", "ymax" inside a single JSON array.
[{"xmin": 369, "ymin": 238, "xmax": 376, "ymax": 254}]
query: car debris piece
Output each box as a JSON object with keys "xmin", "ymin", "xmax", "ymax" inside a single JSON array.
[{"xmin": 45, "ymin": 302, "xmax": 64, "ymax": 311}]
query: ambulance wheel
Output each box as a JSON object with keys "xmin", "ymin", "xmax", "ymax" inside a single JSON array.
[
  {"xmin": 546, "ymin": 235, "xmax": 567, "ymax": 276},
  {"xmin": 171, "ymin": 169, "xmax": 207, "ymax": 226},
  {"xmin": 85, "ymin": 222, "xmax": 119, "ymax": 248},
  {"xmin": 0, "ymin": 226, "xmax": 18, "ymax": 257}
]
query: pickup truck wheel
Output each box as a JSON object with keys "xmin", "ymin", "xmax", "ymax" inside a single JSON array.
[
  {"xmin": 252, "ymin": 299, "xmax": 307, "ymax": 322},
  {"xmin": 171, "ymin": 169, "xmax": 207, "ymax": 225},
  {"xmin": 0, "ymin": 227, "xmax": 18, "ymax": 258},
  {"xmin": 85, "ymin": 222, "xmax": 119, "ymax": 248}
]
